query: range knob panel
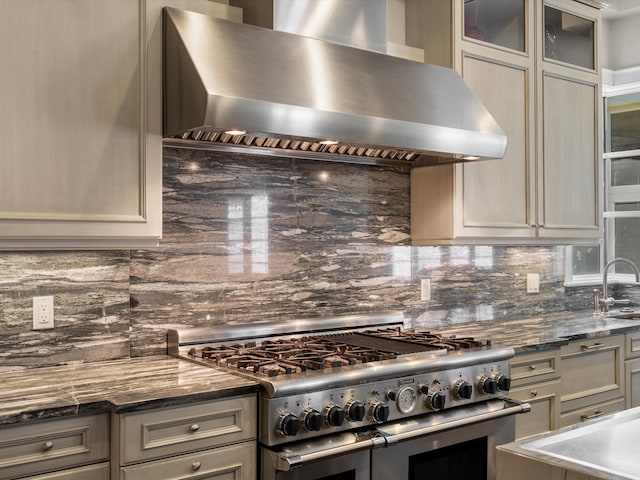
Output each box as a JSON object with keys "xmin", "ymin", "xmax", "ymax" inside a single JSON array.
[{"xmin": 277, "ymin": 413, "xmax": 300, "ymax": 437}]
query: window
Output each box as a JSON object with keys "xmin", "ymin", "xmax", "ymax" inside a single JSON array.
[{"xmin": 566, "ymin": 83, "xmax": 640, "ymax": 285}]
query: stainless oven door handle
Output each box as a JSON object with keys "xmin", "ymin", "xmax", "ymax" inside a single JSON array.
[
  {"xmin": 273, "ymin": 436, "xmax": 386, "ymax": 471},
  {"xmin": 383, "ymin": 399, "xmax": 531, "ymax": 445}
]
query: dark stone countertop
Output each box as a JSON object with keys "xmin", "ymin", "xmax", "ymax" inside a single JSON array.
[
  {"xmin": 414, "ymin": 309, "xmax": 640, "ymax": 352},
  {"xmin": 0, "ymin": 356, "xmax": 259, "ymax": 426}
]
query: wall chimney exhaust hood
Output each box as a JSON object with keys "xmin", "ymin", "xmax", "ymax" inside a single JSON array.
[{"xmin": 163, "ymin": 7, "xmax": 507, "ymax": 166}]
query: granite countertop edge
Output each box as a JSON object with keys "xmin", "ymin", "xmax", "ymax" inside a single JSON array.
[{"xmin": 0, "ymin": 356, "xmax": 260, "ymax": 427}]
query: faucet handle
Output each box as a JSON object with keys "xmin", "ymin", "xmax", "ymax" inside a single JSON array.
[{"xmin": 613, "ymin": 299, "xmax": 631, "ymax": 306}]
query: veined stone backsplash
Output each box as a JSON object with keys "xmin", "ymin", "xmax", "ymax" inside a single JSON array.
[{"xmin": 0, "ymin": 148, "xmax": 599, "ymax": 369}]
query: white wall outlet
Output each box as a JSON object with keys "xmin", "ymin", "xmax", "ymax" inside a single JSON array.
[
  {"xmin": 526, "ymin": 273, "xmax": 540, "ymax": 294},
  {"xmin": 33, "ymin": 296, "xmax": 54, "ymax": 329},
  {"xmin": 420, "ymin": 279, "xmax": 431, "ymax": 301}
]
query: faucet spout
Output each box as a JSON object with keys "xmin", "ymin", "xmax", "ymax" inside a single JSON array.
[{"xmin": 601, "ymin": 257, "xmax": 640, "ymax": 314}]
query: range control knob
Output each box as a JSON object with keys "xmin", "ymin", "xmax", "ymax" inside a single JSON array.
[
  {"xmin": 478, "ymin": 375, "xmax": 498, "ymax": 395},
  {"xmin": 419, "ymin": 384, "xmax": 429, "ymax": 395},
  {"xmin": 301, "ymin": 408, "xmax": 323, "ymax": 431},
  {"xmin": 387, "ymin": 390, "xmax": 397, "ymax": 401},
  {"xmin": 370, "ymin": 401, "xmax": 390, "ymax": 423},
  {"xmin": 346, "ymin": 400, "xmax": 366, "ymax": 422},
  {"xmin": 324, "ymin": 404, "xmax": 345, "ymax": 427},
  {"xmin": 452, "ymin": 380, "xmax": 473, "ymax": 399},
  {"xmin": 492, "ymin": 373, "xmax": 512, "ymax": 392},
  {"xmin": 277, "ymin": 413, "xmax": 300, "ymax": 437},
  {"xmin": 427, "ymin": 391, "xmax": 446, "ymax": 411}
]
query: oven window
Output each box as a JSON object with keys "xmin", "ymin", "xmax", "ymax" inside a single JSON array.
[{"xmin": 409, "ymin": 437, "xmax": 488, "ymax": 480}]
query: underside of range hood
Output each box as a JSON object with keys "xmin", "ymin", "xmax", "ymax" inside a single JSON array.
[{"xmin": 163, "ymin": 7, "xmax": 507, "ymax": 166}]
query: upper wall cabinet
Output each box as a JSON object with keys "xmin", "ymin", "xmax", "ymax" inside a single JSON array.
[
  {"xmin": 0, "ymin": 0, "xmax": 161, "ymax": 249},
  {"xmin": 409, "ymin": 0, "xmax": 602, "ymax": 245},
  {"xmin": 0, "ymin": 0, "xmax": 242, "ymax": 250}
]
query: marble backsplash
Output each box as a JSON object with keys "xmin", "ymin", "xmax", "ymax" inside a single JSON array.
[{"xmin": 0, "ymin": 148, "xmax": 599, "ymax": 368}]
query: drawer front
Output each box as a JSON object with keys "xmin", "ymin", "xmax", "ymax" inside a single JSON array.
[
  {"xmin": 120, "ymin": 395, "xmax": 256, "ymax": 464},
  {"xmin": 24, "ymin": 462, "xmax": 109, "ymax": 480},
  {"xmin": 120, "ymin": 440, "xmax": 256, "ymax": 480},
  {"xmin": 0, "ymin": 414, "xmax": 109, "ymax": 480},
  {"xmin": 627, "ymin": 331, "xmax": 640, "ymax": 359},
  {"xmin": 510, "ymin": 349, "xmax": 560, "ymax": 387},
  {"xmin": 509, "ymin": 380, "xmax": 560, "ymax": 440},
  {"xmin": 559, "ymin": 397, "xmax": 625, "ymax": 428}
]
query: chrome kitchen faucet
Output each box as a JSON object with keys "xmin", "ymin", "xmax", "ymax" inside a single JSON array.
[{"xmin": 595, "ymin": 257, "xmax": 640, "ymax": 315}]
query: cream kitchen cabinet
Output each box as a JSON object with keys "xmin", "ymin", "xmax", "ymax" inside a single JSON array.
[
  {"xmin": 625, "ymin": 331, "xmax": 640, "ymax": 408},
  {"xmin": 0, "ymin": 413, "xmax": 109, "ymax": 480},
  {"xmin": 0, "ymin": 0, "xmax": 241, "ymax": 249},
  {"xmin": 509, "ymin": 349, "xmax": 561, "ymax": 439},
  {"xmin": 559, "ymin": 335, "xmax": 625, "ymax": 427},
  {"xmin": 409, "ymin": 0, "xmax": 601, "ymax": 245},
  {"xmin": 111, "ymin": 395, "xmax": 257, "ymax": 480}
]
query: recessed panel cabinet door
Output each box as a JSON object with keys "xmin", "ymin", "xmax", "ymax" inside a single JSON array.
[
  {"xmin": 0, "ymin": 0, "xmax": 161, "ymax": 248},
  {"xmin": 539, "ymin": 73, "xmax": 599, "ymax": 239},
  {"xmin": 458, "ymin": 54, "xmax": 534, "ymax": 238}
]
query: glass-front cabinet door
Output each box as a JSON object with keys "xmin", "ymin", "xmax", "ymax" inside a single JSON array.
[
  {"xmin": 463, "ymin": 0, "xmax": 526, "ymax": 52},
  {"xmin": 543, "ymin": 3, "xmax": 595, "ymax": 70}
]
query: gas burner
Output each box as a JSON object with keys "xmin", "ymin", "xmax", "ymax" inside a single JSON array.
[{"xmin": 365, "ymin": 328, "xmax": 490, "ymax": 351}]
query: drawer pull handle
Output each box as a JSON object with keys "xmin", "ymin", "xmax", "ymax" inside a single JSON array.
[
  {"xmin": 581, "ymin": 343, "xmax": 605, "ymax": 351},
  {"xmin": 192, "ymin": 461, "xmax": 202, "ymax": 472},
  {"xmin": 42, "ymin": 441, "xmax": 54, "ymax": 451},
  {"xmin": 530, "ymin": 389, "xmax": 538, "ymax": 397},
  {"xmin": 190, "ymin": 424, "xmax": 200, "ymax": 432},
  {"xmin": 581, "ymin": 410, "xmax": 606, "ymax": 421},
  {"xmin": 528, "ymin": 365, "xmax": 536, "ymax": 371}
]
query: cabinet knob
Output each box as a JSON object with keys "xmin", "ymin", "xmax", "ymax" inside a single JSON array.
[
  {"xmin": 190, "ymin": 423, "xmax": 200, "ymax": 432},
  {"xmin": 528, "ymin": 365, "xmax": 536, "ymax": 371},
  {"xmin": 42, "ymin": 441, "xmax": 54, "ymax": 451},
  {"xmin": 530, "ymin": 389, "xmax": 538, "ymax": 397},
  {"xmin": 192, "ymin": 461, "xmax": 202, "ymax": 472}
]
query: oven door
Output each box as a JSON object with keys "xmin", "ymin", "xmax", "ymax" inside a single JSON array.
[
  {"xmin": 261, "ymin": 431, "xmax": 383, "ymax": 480},
  {"xmin": 372, "ymin": 399, "xmax": 529, "ymax": 480}
]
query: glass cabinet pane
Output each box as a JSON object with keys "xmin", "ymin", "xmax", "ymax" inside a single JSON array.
[
  {"xmin": 464, "ymin": 0, "xmax": 525, "ymax": 52},
  {"xmin": 613, "ymin": 203, "xmax": 640, "ymax": 269},
  {"xmin": 611, "ymin": 157, "xmax": 640, "ymax": 186},
  {"xmin": 606, "ymin": 93, "xmax": 640, "ymax": 152},
  {"xmin": 544, "ymin": 6, "xmax": 594, "ymax": 69}
]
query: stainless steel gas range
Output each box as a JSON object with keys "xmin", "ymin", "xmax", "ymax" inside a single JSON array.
[{"xmin": 168, "ymin": 311, "xmax": 529, "ymax": 480}]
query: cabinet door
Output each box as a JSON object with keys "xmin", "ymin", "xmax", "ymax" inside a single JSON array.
[
  {"xmin": 509, "ymin": 380, "xmax": 560, "ymax": 440},
  {"xmin": 538, "ymin": 72, "xmax": 600, "ymax": 239},
  {"xmin": 0, "ymin": 0, "xmax": 161, "ymax": 249},
  {"xmin": 626, "ymin": 357, "xmax": 640, "ymax": 409},
  {"xmin": 456, "ymin": 53, "xmax": 535, "ymax": 239},
  {"xmin": 560, "ymin": 336, "xmax": 624, "ymax": 412}
]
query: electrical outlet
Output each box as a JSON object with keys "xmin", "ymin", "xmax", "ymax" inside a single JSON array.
[
  {"xmin": 420, "ymin": 279, "xmax": 431, "ymax": 301},
  {"xmin": 33, "ymin": 296, "xmax": 54, "ymax": 330},
  {"xmin": 526, "ymin": 274, "xmax": 540, "ymax": 294}
]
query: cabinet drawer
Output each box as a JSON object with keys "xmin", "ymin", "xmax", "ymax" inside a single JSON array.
[
  {"xmin": 0, "ymin": 413, "xmax": 109, "ymax": 480},
  {"xmin": 119, "ymin": 395, "xmax": 256, "ymax": 464},
  {"xmin": 559, "ymin": 397, "xmax": 625, "ymax": 428},
  {"xmin": 23, "ymin": 462, "xmax": 109, "ymax": 480},
  {"xmin": 510, "ymin": 349, "xmax": 560, "ymax": 387},
  {"xmin": 509, "ymin": 380, "xmax": 560, "ymax": 440},
  {"xmin": 560, "ymin": 335, "xmax": 624, "ymax": 412},
  {"xmin": 120, "ymin": 440, "xmax": 256, "ymax": 480},
  {"xmin": 627, "ymin": 331, "xmax": 640, "ymax": 359}
]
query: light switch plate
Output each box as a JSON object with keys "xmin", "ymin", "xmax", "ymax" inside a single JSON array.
[
  {"xmin": 526, "ymin": 274, "xmax": 540, "ymax": 294},
  {"xmin": 420, "ymin": 279, "xmax": 431, "ymax": 301}
]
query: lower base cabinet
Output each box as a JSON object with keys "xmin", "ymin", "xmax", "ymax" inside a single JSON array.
[
  {"xmin": 111, "ymin": 395, "xmax": 257, "ymax": 480},
  {"xmin": 509, "ymin": 380, "xmax": 560, "ymax": 440},
  {"xmin": 120, "ymin": 441, "xmax": 255, "ymax": 480}
]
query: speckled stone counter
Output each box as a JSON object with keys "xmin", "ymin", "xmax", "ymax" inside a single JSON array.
[
  {"xmin": 0, "ymin": 356, "xmax": 259, "ymax": 426},
  {"xmin": 414, "ymin": 310, "xmax": 640, "ymax": 352}
]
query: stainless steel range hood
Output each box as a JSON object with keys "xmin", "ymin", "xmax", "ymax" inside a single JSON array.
[{"xmin": 163, "ymin": 7, "xmax": 507, "ymax": 166}]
